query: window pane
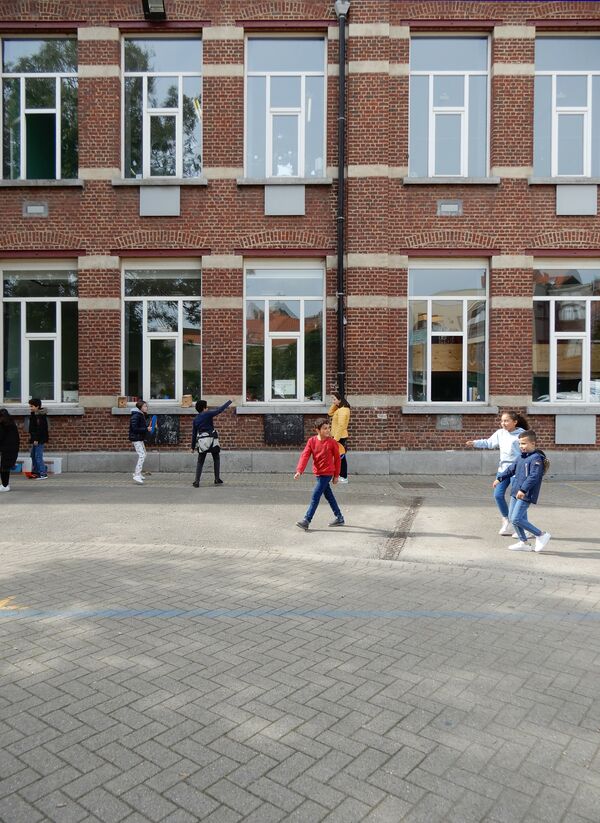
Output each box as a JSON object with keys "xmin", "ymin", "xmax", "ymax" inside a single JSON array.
[
  {"xmin": 124, "ymin": 77, "xmax": 143, "ymax": 178},
  {"xmin": 432, "ymin": 300, "xmax": 462, "ymax": 332},
  {"xmin": 271, "ymin": 338, "xmax": 297, "ymax": 399},
  {"xmin": 271, "ymin": 75, "xmax": 301, "ymax": 108},
  {"xmin": 409, "ymin": 268, "xmax": 486, "ymax": 297},
  {"xmin": 433, "ymin": 75, "xmax": 463, "ymax": 107},
  {"xmin": 182, "ymin": 77, "xmax": 202, "ymax": 178},
  {"xmin": 409, "ymin": 75, "xmax": 429, "ymax": 177},
  {"xmin": 467, "ymin": 301, "xmax": 485, "ymax": 401},
  {"xmin": 558, "ymin": 114, "xmax": 584, "ymax": 175},
  {"xmin": 556, "ymin": 339, "xmax": 583, "ymax": 399},
  {"xmin": 533, "ymin": 301, "xmax": 550, "ymax": 401},
  {"xmin": 593, "ymin": 77, "xmax": 600, "ymax": 177},
  {"xmin": 182, "ymin": 301, "xmax": 201, "ymax": 398},
  {"xmin": 150, "ymin": 115, "xmax": 176, "ymax": 176},
  {"xmin": 29, "ymin": 339, "xmax": 54, "ymax": 400},
  {"xmin": 3, "ymin": 271, "xmax": 77, "ymax": 298},
  {"xmin": 124, "ymin": 39, "xmax": 202, "ymax": 73},
  {"xmin": 431, "ymin": 336, "xmax": 462, "ymax": 401},
  {"xmin": 246, "ymin": 300, "xmax": 264, "ymax": 401},
  {"xmin": 411, "ymin": 37, "xmax": 487, "ymax": 72},
  {"xmin": 26, "ymin": 112, "xmax": 55, "ymax": 179},
  {"xmin": 468, "ymin": 74, "xmax": 487, "ymax": 177},
  {"xmin": 246, "ymin": 269, "xmax": 323, "ymax": 297},
  {"xmin": 591, "ymin": 302, "xmax": 600, "ymax": 400},
  {"xmin": 408, "ymin": 301, "xmax": 427, "ymax": 402},
  {"xmin": 555, "ymin": 300, "xmax": 586, "ymax": 332},
  {"xmin": 26, "ymin": 301, "xmax": 56, "ymax": 333},
  {"xmin": 3, "ymin": 78, "xmax": 20, "ymax": 179},
  {"xmin": 269, "ymin": 300, "xmax": 300, "ymax": 333},
  {"xmin": 534, "ymin": 268, "xmax": 600, "ymax": 297},
  {"xmin": 125, "ymin": 301, "xmax": 143, "ymax": 399},
  {"xmin": 124, "ymin": 270, "xmax": 201, "ymax": 297},
  {"xmin": 25, "ymin": 77, "xmax": 55, "ymax": 109},
  {"xmin": 3, "ymin": 39, "xmax": 77, "ymax": 73},
  {"xmin": 61, "ymin": 301, "xmax": 78, "ymax": 401},
  {"xmin": 305, "ymin": 76, "xmax": 325, "ymax": 177},
  {"xmin": 556, "ymin": 75, "xmax": 587, "ymax": 107},
  {"xmin": 536, "ymin": 37, "xmax": 600, "ymax": 72},
  {"xmin": 61, "ymin": 78, "xmax": 78, "ymax": 178},
  {"xmin": 247, "ymin": 76, "xmax": 266, "ymax": 177},
  {"xmin": 147, "ymin": 76, "xmax": 179, "ymax": 109},
  {"xmin": 147, "ymin": 300, "xmax": 178, "ymax": 332},
  {"xmin": 248, "ymin": 38, "xmax": 324, "ymax": 73},
  {"xmin": 435, "ymin": 113, "xmax": 461, "ymax": 175},
  {"xmin": 304, "ymin": 300, "xmax": 322, "ymax": 401},
  {"xmin": 3, "ymin": 303, "xmax": 21, "ymax": 401},
  {"xmin": 272, "ymin": 114, "xmax": 298, "ymax": 176},
  {"xmin": 150, "ymin": 338, "xmax": 176, "ymax": 399},
  {"xmin": 533, "ymin": 75, "xmax": 552, "ymax": 177}
]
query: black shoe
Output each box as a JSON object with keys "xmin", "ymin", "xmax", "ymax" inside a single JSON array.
[
  {"xmin": 328, "ymin": 517, "xmax": 345, "ymax": 527},
  {"xmin": 214, "ymin": 479, "xmax": 224, "ymax": 485},
  {"xmin": 192, "ymin": 481, "xmax": 199, "ymax": 488},
  {"xmin": 296, "ymin": 519, "xmax": 309, "ymax": 531}
]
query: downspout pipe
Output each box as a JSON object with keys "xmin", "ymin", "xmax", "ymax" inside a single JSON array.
[{"xmin": 335, "ymin": 0, "xmax": 350, "ymax": 397}]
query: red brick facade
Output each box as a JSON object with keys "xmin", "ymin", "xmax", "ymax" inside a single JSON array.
[{"xmin": 1, "ymin": 1, "xmax": 599, "ymax": 458}]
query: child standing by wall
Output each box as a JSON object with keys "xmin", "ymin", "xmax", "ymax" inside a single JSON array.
[
  {"xmin": 28, "ymin": 398, "xmax": 49, "ymax": 480},
  {"xmin": 129, "ymin": 400, "xmax": 152, "ymax": 484},
  {"xmin": 493, "ymin": 430, "xmax": 551, "ymax": 552},
  {"xmin": 328, "ymin": 391, "xmax": 351, "ymax": 483},
  {"xmin": 294, "ymin": 418, "xmax": 344, "ymax": 530},
  {"xmin": 466, "ymin": 410, "xmax": 528, "ymax": 535}
]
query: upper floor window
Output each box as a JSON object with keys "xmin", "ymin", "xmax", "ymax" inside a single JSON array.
[
  {"xmin": 534, "ymin": 38, "xmax": 600, "ymax": 177},
  {"xmin": 123, "ymin": 266, "xmax": 202, "ymax": 402},
  {"xmin": 408, "ymin": 263, "xmax": 487, "ymax": 402},
  {"xmin": 1, "ymin": 38, "xmax": 78, "ymax": 180},
  {"xmin": 245, "ymin": 263, "xmax": 324, "ymax": 403},
  {"xmin": 409, "ymin": 37, "xmax": 489, "ymax": 178},
  {"xmin": 123, "ymin": 39, "xmax": 202, "ymax": 179},
  {"xmin": 245, "ymin": 37, "xmax": 326, "ymax": 179},
  {"xmin": 2, "ymin": 267, "xmax": 78, "ymax": 403},
  {"xmin": 533, "ymin": 267, "xmax": 600, "ymax": 402}
]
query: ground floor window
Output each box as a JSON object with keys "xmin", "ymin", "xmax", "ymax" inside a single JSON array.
[
  {"xmin": 408, "ymin": 262, "xmax": 487, "ymax": 403},
  {"xmin": 244, "ymin": 262, "xmax": 324, "ymax": 403},
  {"xmin": 123, "ymin": 265, "xmax": 201, "ymax": 401},
  {"xmin": 2, "ymin": 266, "xmax": 78, "ymax": 403},
  {"xmin": 533, "ymin": 265, "xmax": 600, "ymax": 402}
]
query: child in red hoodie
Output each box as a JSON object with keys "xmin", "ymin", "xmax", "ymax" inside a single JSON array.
[{"xmin": 294, "ymin": 418, "xmax": 345, "ymax": 530}]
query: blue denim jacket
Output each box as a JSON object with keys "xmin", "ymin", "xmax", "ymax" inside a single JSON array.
[{"xmin": 497, "ymin": 449, "xmax": 546, "ymax": 504}]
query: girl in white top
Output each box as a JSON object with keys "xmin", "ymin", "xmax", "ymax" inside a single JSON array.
[{"xmin": 466, "ymin": 410, "xmax": 529, "ymax": 536}]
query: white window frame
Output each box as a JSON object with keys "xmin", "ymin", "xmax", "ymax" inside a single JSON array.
[
  {"xmin": 244, "ymin": 35, "xmax": 327, "ymax": 179},
  {"xmin": 0, "ymin": 37, "xmax": 77, "ymax": 180},
  {"xmin": 121, "ymin": 260, "xmax": 202, "ymax": 403},
  {"xmin": 533, "ymin": 261, "xmax": 600, "ymax": 403},
  {"xmin": 407, "ymin": 259, "xmax": 489, "ymax": 403},
  {"xmin": 121, "ymin": 37, "xmax": 202, "ymax": 179},
  {"xmin": 409, "ymin": 36, "xmax": 490, "ymax": 178},
  {"xmin": 1, "ymin": 261, "xmax": 78, "ymax": 404},
  {"xmin": 243, "ymin": 259, "xmax": 325, "ymax": 404}
]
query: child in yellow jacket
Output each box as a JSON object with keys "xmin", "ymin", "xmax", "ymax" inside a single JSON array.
[{"xmin": 328, "ymin": 391, "xmax": 351, "ymax": 483}]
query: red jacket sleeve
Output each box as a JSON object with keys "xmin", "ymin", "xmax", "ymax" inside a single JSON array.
[{"xmin": 296, "ymin": 438, "xmax": 314, "ymax": 474}]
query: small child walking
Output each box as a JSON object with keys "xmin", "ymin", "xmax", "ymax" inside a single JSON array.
[
  {"xmin": 129, "ymin": 400, "xmax": 152, "ymax": 484},
  {"xmin": 294, "ymin": 418, "xmax": 345, "ymax": 530},
  {"xmin": 493, "ymin": 429, "xmax": 551, "ymax": 552}
]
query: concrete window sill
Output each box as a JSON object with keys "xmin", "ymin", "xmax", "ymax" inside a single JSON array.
[
  {"xmin": 236, "ymin": 405, "xmax": 329, "ymax": 415},
  {"xmin": 401, "ymin": 404, "xmax": 499, "ymax": 415},
  {"xmin": 111, "ymin": 177, "xmax": 208, "ymax": 187},
  {"xmin": 2, "ymin": 404, "xmax": 84, "ymax": 415},
  {"xmin": 236, "ymin": 177, "xmax": 333, "ymax": 186},
  {"xmin": 528, "ymin": 177, "xmax": 600, "ymax": 185},
  {"xmin": 402, "ymin": 176, "xmax": 500, "ymax": 186},
  {"xmin": 527, "ymin": 404, "xmax": 599, "ymax": 415},
  {"xmin": 0, "ymin": 179, "xmax": 84, "ymax": 188}
]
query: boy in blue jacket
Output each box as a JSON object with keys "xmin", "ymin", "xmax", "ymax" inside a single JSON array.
[{"xmin": 493, "ymin": 430, "xmax": 551, "ymax": 553}]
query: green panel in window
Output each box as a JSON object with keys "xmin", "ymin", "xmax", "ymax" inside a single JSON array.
[{"xmin": 26, "ymin": 112, "xmax": 55, "ymax": 179}]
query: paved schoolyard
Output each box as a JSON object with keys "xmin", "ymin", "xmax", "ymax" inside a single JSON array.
[{"xmin": 0, "ymin": 473, "xmax": 599, "ymax": 822}]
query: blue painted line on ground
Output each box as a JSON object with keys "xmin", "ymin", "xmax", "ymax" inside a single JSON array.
[{"xmin": 0, "ymin": 607, "xmax": 598, "ymax": 621}]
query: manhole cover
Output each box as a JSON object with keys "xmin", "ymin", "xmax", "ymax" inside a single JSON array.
[{"xmin": 397, "ymin": 482, "xmax": 442, "ymax": 489}]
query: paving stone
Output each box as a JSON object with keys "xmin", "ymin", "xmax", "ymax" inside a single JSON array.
[{"xmin": 77, "ymin": 787, "xmax": 132, "ymax": 823}]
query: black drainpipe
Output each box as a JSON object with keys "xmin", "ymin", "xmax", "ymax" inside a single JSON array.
[{"xmin": 335, "ymin": 1, "xmax": 350, "ymax": 397}]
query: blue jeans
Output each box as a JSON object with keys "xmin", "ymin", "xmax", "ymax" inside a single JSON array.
[
  {"xmin": 508, "ymin": 496, "xmax": 542, "ymax": 542},
  {"xmin": 305, "ymin": 475, "xmax": 342, "ymax": 523},
  {"xmin": 30, "ymin": 443, "xmax": 46, "ymax": 476},
  {"xmin": 494, "ymin": 473, "xmax": 511, "ymax": 518}
]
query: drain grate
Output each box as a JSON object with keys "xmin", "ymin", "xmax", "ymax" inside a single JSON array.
[{"xmin": 398, "ymin": 482, "xmax": 442, "ymax": 489}]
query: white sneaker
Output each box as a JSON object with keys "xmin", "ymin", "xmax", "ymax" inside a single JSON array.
[
  {"xmin": 509, "ymin": 541, "xmax": 532, "ymax": 552},
  {"xmin": 0, "ymin": 485, "xmax": 10, "ymax": 492},
  {"xmin": 133, "ymin": 475, "xmax": 144, "ymax": 484},
  {"xmin": 338, "ymin": 477, "xmax": 349, "ymax": 484},
  {"xmin": 498, "ymin": 518, "xmax": 512, "ymax": 536},
  {"xmin": 534, "ymin": 532, "xmax": 551, "ymax": 552}
]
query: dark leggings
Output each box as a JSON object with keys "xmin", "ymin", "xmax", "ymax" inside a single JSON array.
[
  {"xmin": 195, "ymin": 448, "xmax": 221, "ymax": 483},
  {"xmin": 338, "ymin": 438, "xmax": 348, "ymax": 479},
  {"xmin": 1, "ymin": 469, "xmax": 10, "ymax": 488}
]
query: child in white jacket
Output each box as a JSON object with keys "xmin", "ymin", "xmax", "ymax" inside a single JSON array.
[{"xmin": 466, "ymin": 410, "xmax": 529, "ymax": 535}]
